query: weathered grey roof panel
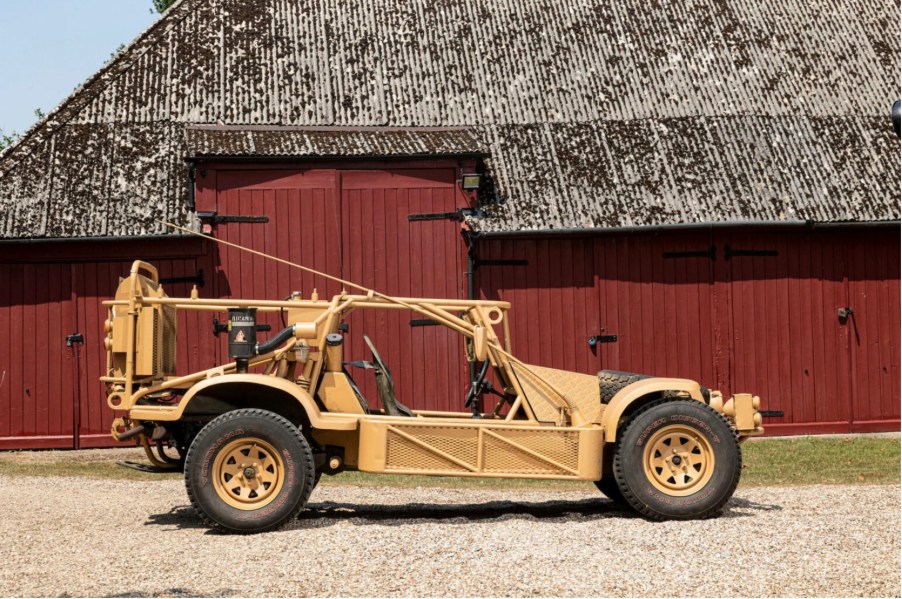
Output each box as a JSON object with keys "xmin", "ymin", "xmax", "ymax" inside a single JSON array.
[
  {"xmin": 186, "ymin": 126, "xmax": 482, "ymax": 158},
  {"xmin": 0, "ymin": 0, "xmax": 897, "ymax": 238}
]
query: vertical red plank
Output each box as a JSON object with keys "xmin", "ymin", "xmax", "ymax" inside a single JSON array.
[
  {"xmin": 22, "ymin": 264, "xmax": 37, "ymax": 437},
  {"xmin": 601, "ymin": 237, "xmax": 620, "ymax": 369},
  {"xmin": 887, "ymin": 230, "xmax": 901, "ymax": 420},
  {"xmin": 0, "ymin": 265, "xmax": 9, "ymax": 439}
]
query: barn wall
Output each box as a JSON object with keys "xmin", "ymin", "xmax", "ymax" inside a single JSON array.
[
  {"xmin": 0, "ymin": 238, "xmax": 210, "ymax": 449},
  {"xmin": 1, "ymin": 224, "xmax": 897, "ymax": 450},
  {"xmin": 476, "ymin": 227, "xmax": 901, "ymax": 435}
]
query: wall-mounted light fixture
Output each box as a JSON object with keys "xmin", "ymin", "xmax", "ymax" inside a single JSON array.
[{"xmin": 461, "ymin": 173, "xmax": 481, "ymax": 191}]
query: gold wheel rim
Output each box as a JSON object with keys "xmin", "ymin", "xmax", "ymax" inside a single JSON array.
[
  {"xmin": 212, "ymin": 437, "xmax": 285, "ymax": 511},
  {"xmin": 643, "ymin": 424, "xmax": 715, "ymax": 497}
]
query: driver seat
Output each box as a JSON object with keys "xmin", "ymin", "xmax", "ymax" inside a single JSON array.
[{"xmin": 363, "ymin": 335, "xmax": 414, "ymax": 418}]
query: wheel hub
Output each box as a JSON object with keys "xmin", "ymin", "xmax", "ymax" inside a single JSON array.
[
  {"xmin": 212, "ymin": 437, "xmax": 285, "ymax": 511},
  {"xmin": 643, "ymin": 424, "xmax": 715, "ymax": 497}
]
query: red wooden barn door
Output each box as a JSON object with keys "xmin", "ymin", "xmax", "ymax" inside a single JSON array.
[
  {"xmin": 846, "ymin": 229, "xmax": 901, "ymax": 431},
  {"xmin": 477, "ymin": 237, "xmax": 599, "ymax": 376},
  {"xmin": 723, "ymin": 232, "xmax": 854, "ymax": 434},
  {"xmin": 724, "ymin": 229, "xmax": 901, "ymax": 434},
  {"xmin": 341, "ymin": 168, "xmax": 469, "ymax": 412},
  {"xmin": 0, "ymin": 263, "xmax": 77, "ymax": 449},
  {"xmin": 211, "ymin": 169, "xmax": 342, "ymax": 352},
  {"xmin": 72, "ymin": 258, "xmax": 206, "ymax": 448},
  {"xmin": 593, "ymin": 233, "xmax": 718, "ymax": 386},
  {"xmin": 209, "ymin": 165, "xmax": 469, "ymax": 413}
]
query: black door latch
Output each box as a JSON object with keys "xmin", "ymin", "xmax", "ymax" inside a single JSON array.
[
  {"xmin": 838, "ymin": 307, "xmax": 854, "ymax": 320},
  {"xmin": 588, "ymin": 334, "xmax": 618, "ymax": 347},
  {"xmin": 66, "ymin": 333, "xmax": 84, "ymax": 347}
]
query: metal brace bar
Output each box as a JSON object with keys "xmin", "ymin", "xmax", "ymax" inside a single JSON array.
[
  {"xmin": 663, "ymin": 245, "xmax": 716, "ymax": 261},
  {"xmin": 409, "ymin": 319, "xmax": 440, "ymax": 327},
  {"xmin": 160, "ymin": 269, "xmax": 205, "ymax": 287},
  {"xmin": 407, "ymin": 211, "xmax": 463, "ymax": 222}
]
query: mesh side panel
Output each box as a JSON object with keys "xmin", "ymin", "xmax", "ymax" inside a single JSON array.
[
  {"xmin": 383, "ymin": 424, "xmax": 581, "ymax": 477},
  {"xmin": 390, "ymin": 426, "xmax": 478, "ymax": 468},
  {"xmin": 483, "ymin": 433, "xmax": 567, "ymax": 475},
  {"xmin": 386, "ymin": 428, "xmax": 470, "ymax": 472},
  {"xmin": 494, "ymin": 429, "xmax": 580, "ymax": 471}
]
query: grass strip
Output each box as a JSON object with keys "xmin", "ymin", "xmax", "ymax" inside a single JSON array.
[{"xmin": 0, "ymin": 436, "xmax": 896, "ymax": 489}]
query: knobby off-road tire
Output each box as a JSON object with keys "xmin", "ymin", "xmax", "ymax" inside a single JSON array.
[
  {"xmin": 594, "ymin": 477, "xmax": 626, "ymax": 504},
  {"xmin": 613, "ymin": 398, "xmax": 741, "ymax": 521},
  {"xmin": 597, "ymin": 370, "xmax": 651, "ymax": 404},
  {"xmin": 185, "ymin": 409, "xmax": 316, "ymax": 534}
]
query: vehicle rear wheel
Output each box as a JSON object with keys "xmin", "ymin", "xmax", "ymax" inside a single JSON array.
[
  {"xmin": 613, "ymin": 398, "xmax": 741, "ymax": 521},
  {"xmin": 185, "ymin": 409, "xmax": 315, "ymax": 534}
]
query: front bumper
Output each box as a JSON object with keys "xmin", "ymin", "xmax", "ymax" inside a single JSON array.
[{"xmin": 710, "ymin": 392, "xmax": 764, "ymax": 437}]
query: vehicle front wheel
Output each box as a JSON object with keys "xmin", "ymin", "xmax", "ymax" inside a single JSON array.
[
  {"xmin": 613, "ymin": 398, "xmax": 741, "ymax": 521},
  {"xmin": 184, "ymin": 409, "xmax": 315, "ymax": 534},
  {"xmin": 593, "ymin": 477, "xmax": 625, "ymax": 504}
]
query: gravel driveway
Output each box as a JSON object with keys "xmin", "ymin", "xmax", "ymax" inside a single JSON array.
[{"xmin": 0, "ymin": 473, "xmax": 898, "ymax": 597}]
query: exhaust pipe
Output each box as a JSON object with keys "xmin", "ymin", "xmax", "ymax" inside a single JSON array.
[{"xmin": 116, "ymin": 424, "xmax": 146, "ymax": 442}]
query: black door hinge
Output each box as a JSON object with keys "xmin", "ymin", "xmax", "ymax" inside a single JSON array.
[
  {"xmin": 663, "ymin": 245, "xmax": 717, "ymax": 261},
  {"xmin": 196, "ymin": 211, "xmax": 269, "ymax": 225},
  {"xmin": 160, "ymin": 269, "xmax": 205, "ymax": 288},
  {"xmin": 410, "ymin": 319, "xmax": 440, "ymax": 327},
  {"xmin": 724, "ymin": 245, "xmax": 778, "ymax": 260},
  {"xmin": 407, "ymin": 211, "xmax": 463, "ymax": 222},
  {"xmin": 408, "ymin": 208, "xmax": 480, "ymax": 222}
]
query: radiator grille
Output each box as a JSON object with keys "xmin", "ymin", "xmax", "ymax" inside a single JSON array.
[
  {"xmin": 160, "ymin": 305, "xmax": 177, "ymax": 375},
  {"xmin": 152, "ymin": 310, "xmax": 159, "ymax": 373}
]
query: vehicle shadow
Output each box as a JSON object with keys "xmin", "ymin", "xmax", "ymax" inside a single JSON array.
[
  {"xmin": 721, "ymin": 496, "xmax": 784, "ymax": 517},
  {"xmin": 144, "ymin": 495, "xmax": 781, "ymax": 532},
  {"xmin": 296, "ymin": 497, "xmax": 638, "ymax": 528}
]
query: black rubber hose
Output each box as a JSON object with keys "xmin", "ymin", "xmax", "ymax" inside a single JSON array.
[{"xmin": 255, "ymin": 324, "xmax": 296, "ymax": 355}]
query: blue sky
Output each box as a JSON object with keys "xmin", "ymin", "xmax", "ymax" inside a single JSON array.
[{"xmin": 0, "ymin": 1, "xmax": 160, "ymax": 136}]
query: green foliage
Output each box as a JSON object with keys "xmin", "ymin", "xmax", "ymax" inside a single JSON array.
[
  {"xmin": 151, "ymin": 0, "xmax": 178, "ymax": 13},
  {"xmin": 109, "ymin": 44, "xmax": 126, "ymax": 60},
  {"xmin": 0, "ymin": 108, "xmax": 43, "ymax": 152},
  {"xmin": 0, "ymin": 129, "xmax": 20, "ymax": 152}
]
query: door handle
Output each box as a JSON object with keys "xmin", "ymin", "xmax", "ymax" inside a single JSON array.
[
  {"xmin": 838, "ymin": 307, "xmax": 854, "ymax": 320},
  {"xmin": 66, "ymin": 333, "xmax": 84, "ymax": 347}
]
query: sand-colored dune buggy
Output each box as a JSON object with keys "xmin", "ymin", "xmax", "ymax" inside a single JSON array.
[{"xmin": 102, "ymin": 259, "xmax": 763, "ymax": 533}]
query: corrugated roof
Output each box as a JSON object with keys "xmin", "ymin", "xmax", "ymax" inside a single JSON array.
[
  {"xmin": 0, "ymin": 0, "xmax": 897, "ymax": 238},
  {"xmin": 185, "ymin": 125, "xmax": 482, "ymax": 158}
]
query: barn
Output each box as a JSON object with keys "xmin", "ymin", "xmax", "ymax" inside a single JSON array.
[{"xmin": 0, "ymin": 0, "xmax": 898, "ymax": 449}]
